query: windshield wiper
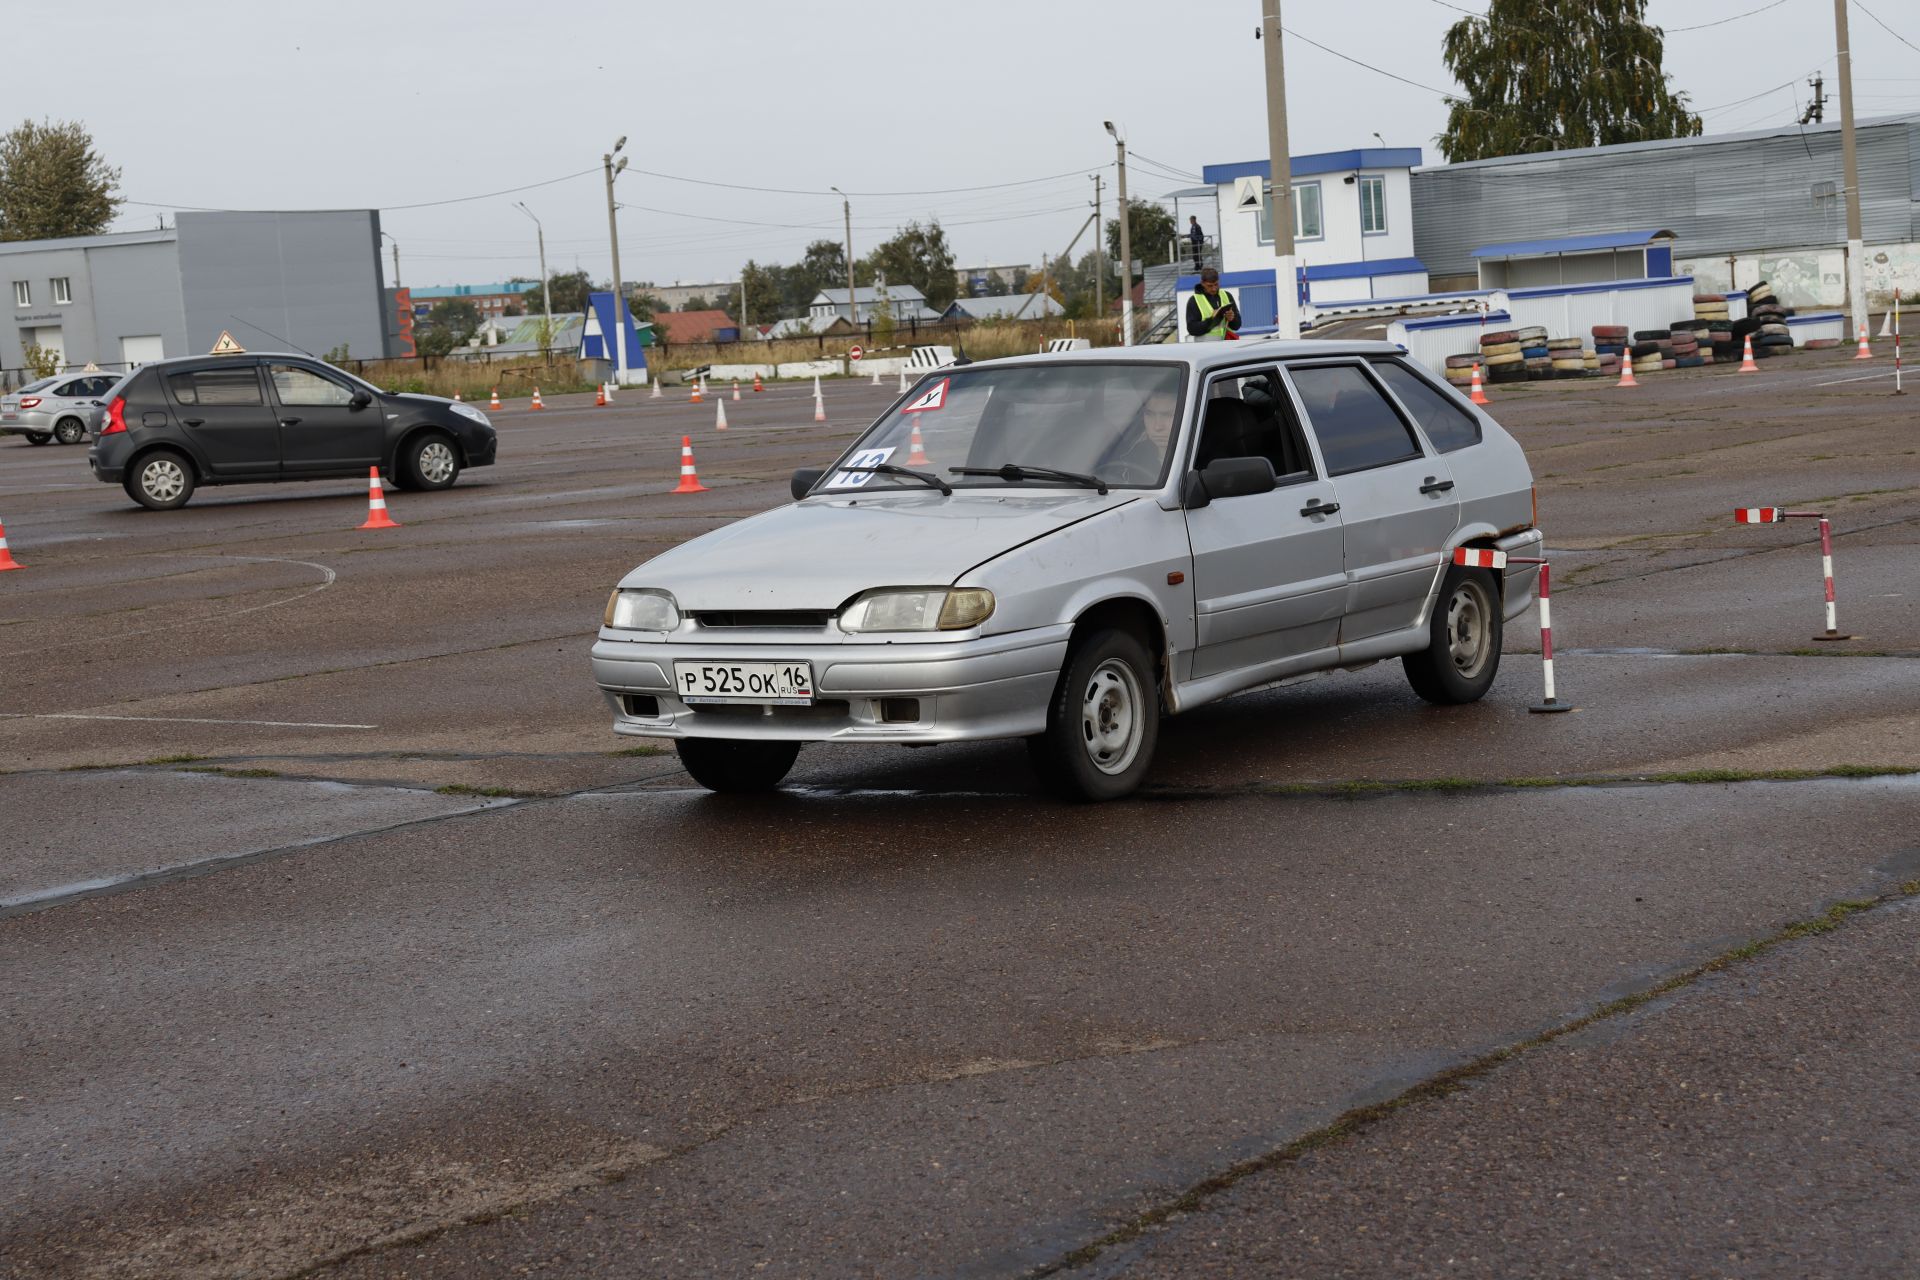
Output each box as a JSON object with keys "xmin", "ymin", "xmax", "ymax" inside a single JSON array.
[
  {"xmin": 837, "ymin": 462, "xmax": 952, "ymax": 495},
  {"xmin": 947, "ymin": 463, "xmax": 1109, "ymax": 495}
]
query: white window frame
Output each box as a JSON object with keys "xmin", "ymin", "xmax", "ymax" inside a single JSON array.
[
  {"xmin": 1256, "ymin": 180, "xmax": 1324, "ymax": 245},
  {"xmin": 1358, "ymin": 175, "xmax": 1388, "ymax": 236},
  {"xmin": 13, "ymin": 280, "xmax": 28, "ymax": 308},
  {"xmin": 51, "ymin": 276, "xmax": 72, "ymax": 305}
]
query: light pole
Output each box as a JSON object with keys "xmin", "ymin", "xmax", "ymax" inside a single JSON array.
[
  {"xmin": 512, "ymin": 202, "xmax": 553, "ymax": 366},
  {"xmin": 1091, "ymin": 172, "xmax": 1105, "ymax": 323},
  {"xmin": 1833, "ymin": 0, "xmax": 1867, "ymax": 335},
  {"xmin": 380, "ymin": 231, "xmax": 400, "ymax": 288},
  {"xmin": 603, "ymin": 137, "xmax": 630, "ymax": 385},
  {"xmin": 831, "ymin": 186, "xmax": 857, "ymax": 333},
  {"xmin": 1105, "ymin": 122, "xmax": 1133, "ymax": 346},
  {"xmin": 1259, "ymin": 4, "xmax": 1301, "ymax": 340}
]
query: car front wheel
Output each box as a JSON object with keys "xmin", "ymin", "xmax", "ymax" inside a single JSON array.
[
  {"xmin": 54, "ymin": 417, "xmax": 86, "ymax": 445},
  {"xmin": 24, "ymin": 430, "xmax": 51, "ymax": 446},
  {"xmin": 1403, "ymin": 565, "xmax": 1502, "ymax": 704},
  {"xmin": 1029, "ymin": 626, "xmax": 1160, "ymax": 802},
  {"xmin": 125, "ymin": 450, "xmax": 197, "ymax": 510},
  {"xmin": 676, "ymin": 738, "xmax": 801, "ymax": 794},
  {"xmin": 399, "ymin": 432, "xmax": 460, "ymax": 491}
]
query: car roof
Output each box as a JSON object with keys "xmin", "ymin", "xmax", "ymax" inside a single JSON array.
[{"xmin": 962, "ymin": 339, "xmax": 1407, "ymax": 374}]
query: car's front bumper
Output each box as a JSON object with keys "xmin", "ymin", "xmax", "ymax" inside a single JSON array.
[{"xmin": 591, "ymin": 625, "xmax": 1072, "ymax": 743}]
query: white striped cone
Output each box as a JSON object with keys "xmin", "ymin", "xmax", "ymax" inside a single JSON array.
[
  {"xmin": 604, "ymin": 381, "xmax": 615, "ymax": 403},
  {"xmin": 812, "ymin": 374, "xmax": 821, "ymax": 401},
  {"xmin": 1855, "ymin": 323, "xmax": 1872, "ymax": 359},
  {"xmin": 731, "ymin": 380, "xmax": 740, "ymax": 401},
  {"xmin": 359, "ymin": 467, "xmax": 400, "ymax": 529},
  {"xmin": 898, "ymin": 368, "xmax": 908, "ymax": 393},
  {"xmin": 1735, "ymin": 506, "xmax": 1782, "ymax": 524},
  {"xmin": 870, "ymin": 366, "xmax": 881, "ymax": 385},
  {"xmin": 1453, "ymin": 546, "xmax": 1507, "ymax": 569},
  {"xmin": 715, "ymin": 398, "xmax": 728, "ymax": 430},
  {"xmin": 453, "ymin": 391, "xmax": 462, "ymax": 402},
  {"xmin": 489, "ymin": 388, "xmax": 501, "ymax": 410},
  {"xmin": 651, "ymin": 378, "xmax": 662, "ymax": 399},
  {"xmin": 813, "ymin": 392, "xmax": 826, "ymax": 423},
  {"xmin": 0, "ymin": 515, "xmax": 23, "ymax": 571},
  {"xmin": 671, "ymin": 435, "xmax": 708, "ymax": 494}
]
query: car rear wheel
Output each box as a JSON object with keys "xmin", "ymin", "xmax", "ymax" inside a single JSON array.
[
  {"xmin": 125, "ymin": 450, "xmax": 196, "ymax": 511},
  {"xmin": 54, "ymin": 417, "xmax": 86, "ymax": 445},
  {"xmin": 400, "ymin": 432, "xmax": 460, "ymax": 491},
  {"xmin": 1028, "ymin": 626, "xmax": 1160, "ymax": 802},
  {"xmin": 676, "ymin": 738, "xmax": 801, "ymax": 794},
  {"xmin": 1403, "ymin": 565, "xmax": 1502, "ymax": 704},
  {"xmin": 24, "ymin": 430, "xmax": 51, "ymax": 446}
]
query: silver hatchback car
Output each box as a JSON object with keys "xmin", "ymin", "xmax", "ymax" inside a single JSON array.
[
  {"xmin": 1, "ymin": 372, "xmax": 119, "ymax": 445},
  {"xmin": 593, "ymin": 342, "xmax": 1542, "ymax": 800}
]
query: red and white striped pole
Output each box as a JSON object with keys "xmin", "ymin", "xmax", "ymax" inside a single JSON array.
[
  {"xmin": 1894, "ymin": 289, "xmax": 1903, "ymax": 396},
  {"xmin": 1731, "ymin": 507, "xmax": 1853, "ymax": 641},
  {"xmin": 1452, "ymin": 547, "xmax": 1571, "ymax": 713}
]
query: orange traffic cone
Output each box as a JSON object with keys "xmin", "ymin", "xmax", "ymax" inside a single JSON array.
[
  {"xmin": 1738, "ymin": 334, "xmax": 1760, "ymax": 372},
  {"xmin": 358, "ymin": 467, "xmax": 400, "ymax": 529},
  {"xmin": 715, "ymin": 399, "xmax": 728, "ymax": 431},
  {"xmin": 1854, "ymin": 323, "xmax": 1872, "ymax": 359},
  {"xmin": 595, "ymin": 384, "xmax": 607, "ymax": 407},
  {"xmin": 752, "ymin": 373, "xmax": 764, "ymax": 392},
  {"xmin": 489, "ymin": 387, "xmax": 501, "ymax": 410},
  {"xmin": 690, "ymin": 380, "xmax": 703, "ymax": 404},
  {"xmin": 731, "ymin": 380, "xmax": 740, "ymax": 401},
  {"xmin": 453, "ymin": 391, "xmax": 462, "ymax": 403},
  {"xmin": 531, "ymin": 387, "xmax": 544, "ymax": 410},
  {"xmin": 907, "ymin": 421, "xmax": 929, "ymax": 467},
  {"xmin": 672, "ymin": 436, "xmax": 708, "ymax": 494},
  {"xmin": 813, "ymin": 392, "xmax": 826, "ymax": 423},
  {"xmin": 1468, "ymin": 362, "xmax": 1490, "ymax": 405},
  {"xmin": 0, "ymin": 515, "xmax": 23, "ymax": 571},
  {"xmin": 1616, "ymin": 359, "xmax": 1639, "ymax": 388}
]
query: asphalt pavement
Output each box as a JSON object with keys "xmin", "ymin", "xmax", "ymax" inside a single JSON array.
[{"xmin": 1, "ymin": 352, "xmax": 1915, "ymax": 1277}]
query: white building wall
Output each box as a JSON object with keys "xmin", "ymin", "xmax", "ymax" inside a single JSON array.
[{"xmin": 1216, "ymin": 166, "xmax": 1418, "ymax": 278}]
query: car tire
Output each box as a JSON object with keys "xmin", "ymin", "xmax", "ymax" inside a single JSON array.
[
  {"xmin": 53, "ymin": 417, "xmax": 86, "ymax": 445},
  {"xmin": 124, "ymin": 449, "xmax": 197, "ymax": 511},
  {"xmin": 400, "ymin": 431, "xmax": 461, "ymax": 491},
  {"xmin": 1403, "ymin": 566, "xmax": 1503, "ymax": 705},
  {"xmin": 1028, "ymin": 626, "xmax": 1160, "ymax": 802},
  {"xmin": 24, "ymin": 431, "xmax": 51, "ymax": 446},
  {"xmin": 676, "ymin": 738, "xmax": 801, "ymax": 794}
]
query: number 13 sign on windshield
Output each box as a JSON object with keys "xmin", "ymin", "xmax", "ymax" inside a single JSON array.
[{"xmin": 901, "ymin": 377, "xmax": 949, "ymax": 413}]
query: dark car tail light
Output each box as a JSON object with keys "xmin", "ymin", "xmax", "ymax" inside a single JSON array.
[
  {"xmin": 17, "ymin": 397, "xmax": 40, "ymax": 409},
  {"xmin": 101, "ymin": 397, "xmax": 128, "ymax": 435}
]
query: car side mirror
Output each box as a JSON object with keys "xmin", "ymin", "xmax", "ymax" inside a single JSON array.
[
  {"xmin": 790, "ymin": 467, "xmax": 824, "ymax": 501},
  {"xmin": 350, "ymin": 390, "xmax": 373, "ymax": 410},
  {"xmin": 1198, "ymin": 456, "xmax": 1278, "ymax": 501}
]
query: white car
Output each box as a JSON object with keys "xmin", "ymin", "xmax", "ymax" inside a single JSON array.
[{"xmin": 2, "ymin": 373, "xmax": 119, "ymax": 446}]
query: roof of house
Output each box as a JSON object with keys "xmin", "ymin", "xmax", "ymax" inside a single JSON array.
[
  {"xmin": 812, "ymin": 285, "xmax": 928, "ymax": 305},
  {"xmin": 1471, "ymin": 230, "xmax": 1675, "ymax": 259},
  {"xmin": 943, "ymin": 292, "xmax": 1064, "ymax": 319},
  {"xmin": 411, "ymin": 282, "xmax": 543, "ymax": 300},
  {"xmin": 654, "ymin": 309, "xmax": 739, "ymax": 343},
  {"xmin": 1201, "ymin": 147, "xmax": 1425, "ymax": 185},
  {"xmin": 764, "ymin": 315, "xmax": 835, "ymax": 338},
  {"xmin": 1414, "ymin": 111, "xmax": 1920, "ymax": 173}
]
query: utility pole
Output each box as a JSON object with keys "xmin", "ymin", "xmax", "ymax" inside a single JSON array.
[
  {"xmin": 1091, "ymin": 172, "xmax": 1105, "ymax": 323},
  {"xmin": 603, "ymin": 137, "xmax": 630, "ymax": 385},
  {"xmin": 1833, "ymin": 0, "xmax": 1867, "ymax": 335},
  {"xmin": 1800, "ymin": 72, "xmax": 1826, "ymax": 124},
  {"xmin": 1260, "ymin": 3, "xmax": 1300, "ymax": 340},
  {"xmin": 513, "ymin": 203, "xmax": 552, "ymax": 365},
  {"xmin": 1105, "ymin": 122, "xmax": 1133, "ymax": 345},
  {"xmin": 832, "ymin": 186, "xmax": 857, "ymax": 331},
  {"xmin": 381, "ymin": 231, "xmax": 400, "ymax": 288}
]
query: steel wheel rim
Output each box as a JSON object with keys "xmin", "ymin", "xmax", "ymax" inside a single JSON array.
[
  {"xmin": 1446, "ymin": 581, "xmax": 1491, "ymax": 677},
  {"xmin": 1080, "ymin": 658, "xmax": 1144, "ymax": 776},
  {"xmin": 143, "ymin": 459, "xmax": 185, "ymax": 502},
  {"xmin": 419, "ymin": 441, "xmax": 455, "ymax": 484}
]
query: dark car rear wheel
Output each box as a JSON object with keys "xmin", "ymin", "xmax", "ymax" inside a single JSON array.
[
  {"xmin": 54, "ymin": 417, "xmax": 86, "ymax": 445},
  {"xmin": 1028, "ymin": 626, "xmax": 1160, "ymax": 802},
  {"xmin": 1403, "ymin": 566, "xmax": 1502, "ymax": 704},
  {"xmin": 399, "ymin": 432, "xmax": 460, "ymax": 492},
  {"xmin": 125, "ymin": 450, "xmax": 196, "ymax": 511},
  {"xmin": 676, "ymin": 738, "xmax": 801, "ymax": 794},
  {"xmin": 24, "ymin": 430, "xmax": 51, "ymax": 446}
]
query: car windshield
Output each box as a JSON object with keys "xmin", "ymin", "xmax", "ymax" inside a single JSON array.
[{"xmin": 824, "ymin": 361, "xmax": 1185, "ymax": 493}]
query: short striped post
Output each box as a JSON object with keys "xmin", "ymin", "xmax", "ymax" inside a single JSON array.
[
  {"xmin": 1894, "ymin": 290, "xmax": 1903, "ymax": 396},
  {"xmin": 1452, "ymin": 546, "xmax": 1571, "ymax": 713},
  {"xmin": 1730, "ymin": 507, "xmax": 1853, "ymax": 641}
]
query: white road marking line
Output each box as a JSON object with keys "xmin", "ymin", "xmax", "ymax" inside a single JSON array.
[
  {"xmin": 0, "ymin": 712, "xmax": 377, "ymax": 730},
  {"xmin": 1813, "ymin": 369, "xmax": 1896, "ymax": 387}
]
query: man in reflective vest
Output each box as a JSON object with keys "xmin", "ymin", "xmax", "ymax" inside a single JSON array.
[{"xmin": 1185, "ymin": 267, "xmax": 1241, "ymax": 341}]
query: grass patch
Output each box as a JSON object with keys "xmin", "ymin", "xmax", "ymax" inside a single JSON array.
[
  {"xmin": 434, "ymin": 783, "xmax": 528, "ymax": 799},
  {"xmin": 609, "ymin": 745, "xmax": 667, "ymax": 758}
]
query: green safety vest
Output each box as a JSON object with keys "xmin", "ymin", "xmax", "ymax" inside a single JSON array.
[{"xmin": 1194, "ymin": 288, "xmax": 1236, "ymax": 339}]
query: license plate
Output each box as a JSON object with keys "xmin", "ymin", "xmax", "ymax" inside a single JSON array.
[{"xmin": 674, "ymin": 660, "xmax": 814, "ymax": 705}]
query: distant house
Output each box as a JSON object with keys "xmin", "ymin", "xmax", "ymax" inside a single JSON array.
[
  {"xmin": 411, "ymin": 281, "xmax": 542, "ymax": 320},
  {"xmin": 762, "ymin": 315, "xmax": 838, "ymax": 340},
  {"xmin": 808, "ymin": 286, "xmax": 942, "ymax": 325},
  {"xmin": 941, "ymin": 292, "xmax": 1065, "ymax": 322},
  {"xmin": 446, "ymin": 311, "xmax": 596, "ymax": 361},
  {"xmin": 654, "ymin": 309, "xmax": 740, "ymax": 344}
]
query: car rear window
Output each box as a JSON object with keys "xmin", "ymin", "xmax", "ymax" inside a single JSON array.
[
  {"xmin": 1286, "ymin": 364, "xmax": 1423, "ymax": 475},
  {"xmin": 170, "ymin": 367, "xmax": 263, "ymax": 406},
  {"xmin": 1370, "ymin": 359, "xmax": 1482, "ymax": 454}
]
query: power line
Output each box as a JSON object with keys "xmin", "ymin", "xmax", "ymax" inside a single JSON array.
[
  {"xmin": 123, "ymin": 166, "xmax": 600, "ymax": 215},
  {"xmin": 1852, "ymin": 0, "xmax": 1920, "ymax": 55},
  {"xmin": 1282, "ymin": 25, "xmax": 1452, "ymax": 96},
  {"xmin": 620, "ymin": 164, "xmax": 1100, "ymax": 199},
  {"xmin": 1665, "ymin": 0, "xmax": 1791, "ymax": 33}
]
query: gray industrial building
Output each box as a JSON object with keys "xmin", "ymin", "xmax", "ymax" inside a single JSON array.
[
  {"xmin": 3, "ymin": 209, "xmax": 393, "ymax": 378},
  {"xmin": 1412, "ymin": 113, "xmax": 1920, "ymax": 307}
]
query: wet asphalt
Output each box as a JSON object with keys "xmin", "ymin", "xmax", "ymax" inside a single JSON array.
[{"xmin": 0, "ymin": 352, "xmax": 1916, "ymax": 1277}]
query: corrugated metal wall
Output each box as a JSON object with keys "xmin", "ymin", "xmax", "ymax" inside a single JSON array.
[{"xmin": 1413, "ymin": 119, "xmax": 1919, "ymax": 277}]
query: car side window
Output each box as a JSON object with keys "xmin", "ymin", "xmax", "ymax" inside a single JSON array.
[
  {"xmin": 1195, "ymin": 369, "xmax": 1314, "ymax": 481},
  {"xmin": 269, "ymin": 363, "xmax": 356, "ymax": 407},
  {"xmin": 1369, "ymin": 359, "xmax": 1482, "ymax": 454},
  {"xmin": 1285, "ymin": 364, "xmax": 1422, "ymax": 476},
  {"xmin": 169, "ymin": 367, "xmax": 265, "ymax": 407}
]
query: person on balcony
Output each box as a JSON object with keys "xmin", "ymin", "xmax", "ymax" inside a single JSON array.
[
  {"xmin": 1185, "ymin": 268, "xmax": 1241, "ymax": 341},
  {"xmin": 1188, "ymin": 217, "xmax": 1206, "ymax": 271}
]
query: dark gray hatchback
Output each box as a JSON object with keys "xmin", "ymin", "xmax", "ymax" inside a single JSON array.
[{"xmin": 87, "ymin": 352, "xmax": 498, "ymax": 509}]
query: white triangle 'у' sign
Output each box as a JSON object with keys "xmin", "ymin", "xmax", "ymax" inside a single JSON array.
[
  {"xmin": 1232, "ymin": 175, "xmax": 1263, "ymax": 209},
  {"xmin": 901, "ymin": 376, "xmax": 949, "ymax": 413},
  {"xmin": 209, "ymin": 330, "xmax": 246, "ymax": 355}
]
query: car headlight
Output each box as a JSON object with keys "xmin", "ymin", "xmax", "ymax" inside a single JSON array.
[
  {"xmin": 839, "ymin": 588, "xmax": 994, "ymax": 632},
  {"xmin": 450, "ymin": 402, "xmax": 491, "ymax": 426},
  {"xmin": 603, "ymin": 588, "xmax": 681, "ymax": 632}
]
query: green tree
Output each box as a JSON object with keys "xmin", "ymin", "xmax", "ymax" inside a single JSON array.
[
  {"xmin": 415, "ymin": 299, "xmax": 481, "ymax": 358},
  {"xmin": 626, "ymin": 290, "xmax": 663, "ymax": 325},
  {"xmin": 0, "ymin": 118, "xmax": 121, "ymax": 242},
  {"xmin": 790, "ymin": 239, "xmax": 850, "ymax": 316},
  {"xmin": 529, "ymin": 270, "xmax": 594, "ymax": 315},
  {"xmin": 980, "ymin": 272, "xmax": 1012, "ymax": 298},
  {"xmin": 1439, "ymin": 0, "xmax": 1701, "ymax": 161},
  {"xmin": 859, "ymin": 220, "xmax": 958, "ymax": 311},
  {"xmin": 679, "ymin": 294, "xmax": 713, "ymax": 312},
  {"xmin": 1105, "ymin": 200, "xmax": 1175, "ymax": 275},
  {"xmin": 740, "ymin": 259, "xmax": 788, "ymax": 324}
]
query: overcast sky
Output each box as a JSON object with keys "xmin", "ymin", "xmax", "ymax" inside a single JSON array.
[{"xmin": 37, "ymin": 0, "xmax": 1920, "ymax": 292}]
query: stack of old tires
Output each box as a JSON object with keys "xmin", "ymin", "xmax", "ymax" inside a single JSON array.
[
  {"xmin": 1668, "ymin": 324, "xmax": 1706, "ymax": 368},
  {"xmin": 1442, "ymin": 353, "xmax": 1480, "ymax": 388},
  {"xmin": 1591, "ymin": 324, "xmax": 1627, "ymax": 378},
  {"xmin": 1547, "ymin": 337, "xmax": 1587, "ymax": 378},
  {"xmin": 1477, "ymin": 327, "xmax": 1528, "ymax": 385},
  {"xmin": 1515, "ymin": 325, "xmax": 1552, "ymax": 380},
  {"xmin": 1630, "ymin": 328, "xmax": 1671, "ymax": 376},
  {"xmin": 1739, "ymin": 280, "xmax": 1796, "ymax": 357}
]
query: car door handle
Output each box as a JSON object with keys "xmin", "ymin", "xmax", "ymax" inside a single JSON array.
[
  {"xmin": 280, "ymin": 417, "xmax": 301, "ymax": 427},
  {"xmin": 1419, "ymin": 477, "xmax": 1455, "ymax": 494},
  {"xmin": 182, "ymin": 417, "xmax": 204, "ymax": 427},
  {"xmin": 1300, "ymin": 501, "xmax": 1340, "ymax": 517}
]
